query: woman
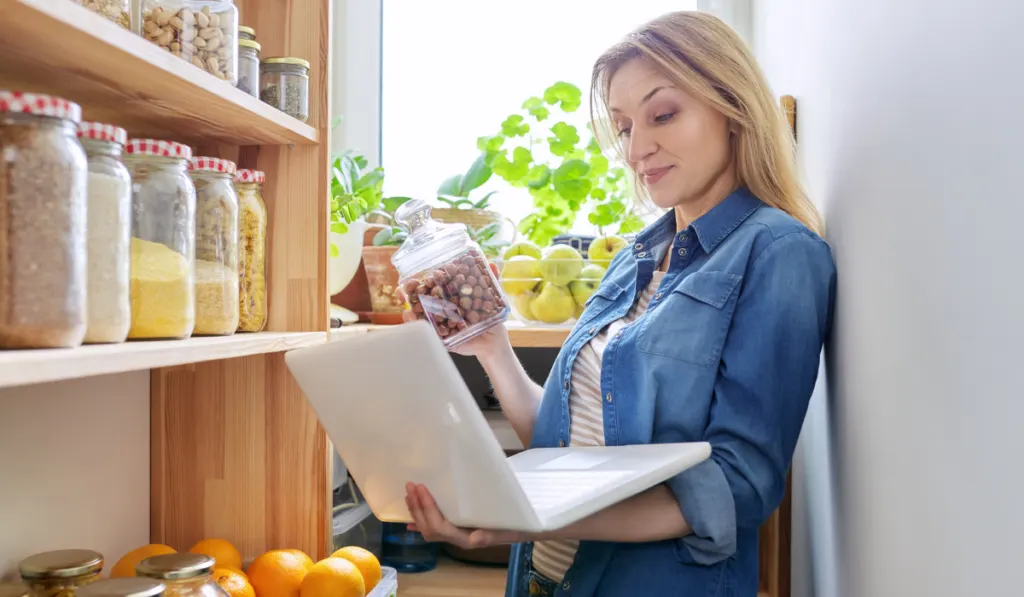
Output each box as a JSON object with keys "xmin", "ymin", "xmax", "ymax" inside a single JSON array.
[{"xmin": 404, "ymin": 11, "xmax": 836, "ymax": 597}]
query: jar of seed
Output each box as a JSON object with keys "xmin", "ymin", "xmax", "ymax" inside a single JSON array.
[
  {"xmin": 72, "ymin": 0, "xmax": 130, "ymax": 27},
  {"xmin": 237, "ymin": 39, "xmax": 260, "ymax": 97},
  {"xmin": 259, "ymin": 57, "xmax": 309, "ymax": 122},
  {"xmin": 233, "ymin": 169, "xmax": 267, "ymax": 332},
  {"xmin": 77, "ymin": 579, "xmax": 165, "ymax": 597},
  {"xmin": 188, "ymin": 156, "xmax": 239, "ymax": 336},
  {"xmin": 77, "ymin": 122, "xmax": 132, "ymax": 344},
  {"xmin": 19, "ymin": 549, "xmax": 103, "ymax": 597},
  {"xmin": 135, "ymin": 554, "xmax": 228, "ymax": 597},
  {"xmin": 0, "ymin": 91, "xmax": 88, "ymax": 349}
]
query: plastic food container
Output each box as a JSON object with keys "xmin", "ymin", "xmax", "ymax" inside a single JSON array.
[
  {"xmin": 0, "ymin": 91, "xmax": 88, "ymax": 349},
  {"xmin": 135, "ymin": 554, "xmax": 228, "ymax": 597},
  {"xmin": 19, "ymin": 549, "xmax": 104, "ymax": 597},
  {"xmin": 237, "ymin": 39, "xmax": 260, "ymax": 97},
  {"xmin": 73, "ymin": 0, "xmax": 130, "ymax": 27},
  {"xmin": 78, "ymin": 122, "xmax": 132, "ymax": 344},
  {"xmin": 392, "ymin": 198, "xmax": 509, "ymax": 348},
  {"xmin": 124, "ymin": 139, "xmax": 196, "ymax": 340},
  {"xmin": 497, "ymin": 245, "xmax": 606, "ymax": 326},
  {"xmin": 137, "ymin": 0, "xmax": 239, "ymax": 84},
  {"xmin": 368, "ymin": 567, "xmax": 398, "ymax": 597},
  {"xmin": 77, "ymin": 579, "xmax": 165, "ymax": 597},
  {"xmin": 188, "ymin": 157, "xmax": 239, "ymax": 336},
  {"xmin": 234, "ymin": 169, "xmax": 267, "ymax": 332},
  {"xmin": 259, "ymin": 57, "xmax": 309, "ymax": 122}
]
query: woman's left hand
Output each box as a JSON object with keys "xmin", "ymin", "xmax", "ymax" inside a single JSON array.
[{"xmin": 404, "ymin": 482, "xmax": 529, "ymax": 549}]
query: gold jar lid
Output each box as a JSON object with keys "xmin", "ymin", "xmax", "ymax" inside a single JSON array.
[
  {"xmin": 19, "ymin": 550, "xmax": 104, "ymax": 580},
  {"xmin": 77, "ymin": 579, "xmax": 165, "ymax": 597},
  {"xmin": 262, "ymin": 57, "xmax": 310, "ymax": 69},
  {"xmin": 238, "ymin": 25, "xmax": 255, "ymax": 37},
  {"xmin": 136, "ymin": 554, "xmax": 214, "ymax": 581},
  {"xmin": 0, "ymin": 583, "xmax": 29, "ymax": 597},
  {"xmin": 239, "ymin": 39, "xmax": 261, "ymax": 52}
]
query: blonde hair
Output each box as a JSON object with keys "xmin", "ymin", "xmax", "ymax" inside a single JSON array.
[{"xmin": 591, "ymin": 11, "xmax": 824, "ymax": 235}]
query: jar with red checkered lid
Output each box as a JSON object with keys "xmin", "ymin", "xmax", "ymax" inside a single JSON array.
[
  {"xmin": 78, "ymin": 121, "xmax": 132, "ymax": 344},
  {"xmin": 0, "ymin": 91, "xmax": 88, "ymax": 349},
  {"xmin": 124, "ymin": 138, "xmax": 197, "ymax": 340},
  {"xmin": 188, "ymin": 156, "xmax": 239, "ymax": 335},
  {"xmin": 233, "ymin": 169, "xmax": 267, "ymax": 332}
]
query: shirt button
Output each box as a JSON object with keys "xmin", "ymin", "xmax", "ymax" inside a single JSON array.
[
  {"xmin": 633, "ymin": 242, "xmax": 643, "ymax": 250},
  {"xmin": 589, "ymin": 327, "xmax": 597, "ymax": 335},
  {"xmin": 654, "ymin": 292, "xmax": 663, "ymax": 300},
  {"xmin": 637, "ymin": 251, "xmax": 647, "ymax": 258},
  {"xmin": 678, "ymin": 234, "xmax": 689, "ymax": 242},
  {"xmin": 563, "ymin": 582, "xmax": 571, "ymax": 590},
  {"xmin": 606, "ymin": 393, "xmax": 613, "ymax": 402},
  {"xmin": 678, "ymin": 247, "xmax": 688, "ymax": 257},
  {"xmin": 563, "ymin": 380, "xmax": 569, "ymax": 390},
  {"xmin": 559, "ymin": 440, "xmax": 566, "ymax": 447}
]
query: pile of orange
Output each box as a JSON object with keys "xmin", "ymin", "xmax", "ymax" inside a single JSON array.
[{"xmin": 110, "ymin": 539, "xmax": 382, "ymax": 597}]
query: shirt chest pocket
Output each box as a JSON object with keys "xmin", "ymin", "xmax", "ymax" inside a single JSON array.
[
  {"xmin": 637, "ymin": 271, "xmax": 743, "ymax": 367},
  {"xmin": 575, "ymin": 281, "xmax": 625, "ymax": 329}
]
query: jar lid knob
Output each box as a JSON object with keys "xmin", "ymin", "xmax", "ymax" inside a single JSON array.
[{"xmin": 394, "ymin": 198, "xmax": 432, "ymax": 232}]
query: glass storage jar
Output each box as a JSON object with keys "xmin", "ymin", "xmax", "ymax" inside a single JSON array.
[
  {"xmin": 0, "ymin": 584, "xmax": 28, "ymax": 597},
  {"xmin": 137, "ymin": 0, "xmax": 239, "ymax": 84},
  {"xmin": 78, "ymin": 579, "xmax": 165, "ymax": 597},
  {"xmin": 237, "ymin": 25, "xmax": 255, "ymax": 41},
  {"xmin": 0, "ymin": 91, "xmax": 87, "ymax": 349},
  {"xmin": 392, "ymin": 199, "xmax": 509, "ymax": 348},
  {"xmin": 73, "ymin": 0, "xmax": 130, "ymax": 27},
  {"xmin": 124, "ymin": 139, "xmax": 196, "ymax": 340},
  {"xmin": 135, "ymin": 554, "xmax": 229, "ymax": 597},
  {"xmin": 234, "ymin": 169, "xmax": 267, "ymax": 332},
  {"xmin": 19, "ymin": 549, "xmax": 103, "ymax": 597},
  {"xmin": 188, "ymin": 157, "xmax": 239, "ymax": 336},
  {"xmin": 78, "ymin": 122, "xmax": 132, "ymax": 345},
  {"xmin": 259, "ymin": 57, "xmax": 309, "ymax": 122},
  {"xmin": 237, "ymin": 39, "xmax": 260, "ymax": 97}
]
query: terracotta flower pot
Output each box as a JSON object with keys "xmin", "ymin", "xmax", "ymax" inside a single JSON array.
[{"xmin": 362, "ymin": 245, "xmax": 405, "ymax": 324}]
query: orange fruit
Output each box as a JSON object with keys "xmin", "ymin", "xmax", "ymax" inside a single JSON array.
[
  {"xmin": 283, "ymin": 549, "xmax": 315, "ymax": 572},
  {"xmin": 190, "ymin": 538, "xmax": 243, "ymax": 571},
  {"xmin": 300, "ymin": 558, "xmax": 365, "ymax": 597},
  {"xmin": 213, "ymin": 567, "xmax": 255, "ymax": 597},
  {"xmin": 111, "ymin": 544, "xmax": 177, "ymax": 578},
  {"xmin": 330, "ymin": 546, "xmax": 381, "ymax": 591},
  {"xmin": 246, "ymin": 550, "xmax": 309, "ymax": 597}
]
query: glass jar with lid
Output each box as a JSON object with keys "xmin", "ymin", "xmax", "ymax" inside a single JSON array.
[
  {"xmin": 0, "ymin": 91, "xmax": 87, "ymax": 349},
  {"xmin": 78, "ymin": 122, "xmax": 132, "ymax": 344},
  {"xmin": 188, "ymin": 157, "xmax": 239, "ymax": 336},
  {"xmin": 19, "ymin": 549, "xmax": 103, "ymax": 597},
  {"xmin": 237, "ymin": 39, "xmax": 260, "ymax": 97},
  {"xmin": 77, "ymin": 579, "xmax": 165, "ymax": 597},
  {"xmin": 136, "ymin": 0, "xmax": 239, "ymax": 84},
  {"xmin": 73, "ymin": 0, "xmax": 129, "ymax": 27},
  {"xmin": 392, "ymin": 199, "xmax": 509, "ymax": 348},
  {"xmin": 135, "ymin": 554, "xmax": 228, "ymax": 597},
  {"xmin": 237, "ymin": 25, "xmax": 255, "ymax": 41},
  {"xmin": 234, "ymin": 169, "xmax": 267, "ymax": 332},
  {"xmin": 124, "ymin": 139, "xmax": 196, "ymax": 340},
  {"xmin": 0, "ymin": 583, "xmax": 29, "ymax": 597},
  {"xmin": 259, "ymin": 57, "xmax": 309, "ymax": 122}
]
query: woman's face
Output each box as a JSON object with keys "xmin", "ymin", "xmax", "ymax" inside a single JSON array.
[{"xmin": 607, "ymin": 59, "xmax": 734, "ymax": 210}]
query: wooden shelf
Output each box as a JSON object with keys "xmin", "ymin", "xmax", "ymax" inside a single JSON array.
[
  {"xmin": 0, "ymin": 332, "xmax": 325, "ymax": 389},
  {"xmin": 0, "ymin": 0, "xmax": 318, "ymax": 145},
  {"xmin": 331, "ymin": 321, "xmax": 570, "ymax": 348},
  {"xmin": 398, "ymin": 557, "xmax": 507, "ymax": 597}
]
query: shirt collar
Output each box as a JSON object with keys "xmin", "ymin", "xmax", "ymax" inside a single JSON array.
[{"xmin": 633, "ymin": 187, "xmax": 763, "ymax": 258}]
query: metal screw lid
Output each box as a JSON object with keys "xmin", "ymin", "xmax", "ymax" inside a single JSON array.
[
  {"xmin": 19, "ymin": 550, "xmax": 104, "ymax": 580},
  {"xmin": 136, "ymin": 554, "xmax": 214, "ymax": 581},
  {"xmin": 77, "ymin": 579, "xmax": 166, "ymax": 597},
  {"xmin": 0, "ymin": 583, "xmax": 29, "ymax": 597}
]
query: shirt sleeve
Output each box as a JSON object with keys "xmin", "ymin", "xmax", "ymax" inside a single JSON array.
[{"xmin": 665, "ymin": 232, "xmax": 836, "ymax": 565}]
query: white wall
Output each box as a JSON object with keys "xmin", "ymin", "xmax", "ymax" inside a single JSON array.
[{"xmin": 755, "ymin": 1, "xmax": 1024, "ymax": 596}]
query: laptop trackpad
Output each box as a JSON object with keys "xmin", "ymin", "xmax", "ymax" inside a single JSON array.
[{"xmin": 537, "ymin": 451, "xmax": 612, "ymax": 470}]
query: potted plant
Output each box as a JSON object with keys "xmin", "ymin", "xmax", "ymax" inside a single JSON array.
[
  {"xmin": 432, "ymin": 153, "xmax": 515, "ymax": 239},
  {"xmin": 361, "ymin": 197, "xmax": 413, "ymax": 325}
]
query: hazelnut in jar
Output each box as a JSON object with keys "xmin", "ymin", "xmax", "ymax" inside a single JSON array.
[{"xmin": 19, "ymin": 549, "xmax": 103, "ymax": 597}]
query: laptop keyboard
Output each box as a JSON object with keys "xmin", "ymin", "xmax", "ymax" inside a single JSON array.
[{"xmin": 514, "ymin": 470, "xmax": 631, "ymax": 510}]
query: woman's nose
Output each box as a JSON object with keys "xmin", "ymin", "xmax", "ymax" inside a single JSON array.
[{"xmin": 627, "ymin": 126, "xmax": 657, "ymax": 163}]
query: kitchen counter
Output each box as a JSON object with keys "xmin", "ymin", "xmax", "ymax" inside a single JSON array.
[{"xmin": 398, "ymin": 557, "xmax": 507, "ymax": 596}]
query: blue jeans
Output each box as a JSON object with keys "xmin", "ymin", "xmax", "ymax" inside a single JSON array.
[{"xmin": 521, "ymin": 569, "xmax": 559, "ymax": 596}]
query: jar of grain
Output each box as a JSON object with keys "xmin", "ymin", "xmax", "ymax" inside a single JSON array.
[
  {"xmin": 72, "ymin": 0, "xmax": 129, "ymax": 28},
  {"xmin": 78, "ymin": 122, "xmax": 132, "ymax": 344},
  {"xmin": 135, "ymin": 554, "xmax": 228, "ymax": 597},
  {"xmin": 237, "ymin": 39, "xmax": 260, "ymax": 97},
  {"xmin": 19, "ymin": 549, "xmax": 103, "ymax": 597},
  {"xmin": 137, "ymin": 0, "xmax": 239, "ymax": 85},
  {"xmin": 188, "ymin": 157, "xmax": 239, "ymax": 336},
  {"xmin": 259, "ymin": 57, "xmax": 309, "ymax": 122},
  {"xmin": 77, "ymin": 579, "xmax": 165, "ymax": 597},
  {"xmin": 124, "ymin": 139, "xmax": 196, "ymax": 340},
  {"xmin": 0, "ymin": 91, "xmax": 87, "ymax": 349},
  {"xmin": 233, "ymin": 169, "xmax": 267, "ymax": 332}
]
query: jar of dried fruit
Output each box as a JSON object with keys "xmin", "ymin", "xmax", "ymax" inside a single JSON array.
[
  {"xmin": 259, "ymin": 57, "xmax": 309, "ymax": 122},
  {"xmin": 137, "ymin": 0, "xmax": 239, "ymax": 84},
  {"xmin": 233, "ymin": 169, "xmax": 267, "ymax": 332},
  {"xmin": 188, "ymin": 156, "xmax": 239, "ymax": 336},
  {"xmin": 392, "ymin": 198, "xmax": 509, "ymax": 348},
  {"xmin": 135, "ymin": 554, "xmax": 228, "ymax": 597},
  {"xmin": 237, "ymin": 39, "xmax": 260, "ymax": 97},
  {"xmin": 78, "ymin": 122, "xmax": 132, "ymax": 344},
  {"xmin": 124, "ymin": 139, "xmax": 196, "ymax": 340},
  {"xmin": 0, "ymin": 91, "xmax": 87, "ymax": 349},
  {"xmin": 77, "ymin": 578, "xmax": 165, "ymax": 597},
  {"xmin": 19, "ymin": 549, "xmax": 103, "ymax": 597},
  {"xmin": 73, "ymin": 0, "xmax": 130, "ymax": 27}
]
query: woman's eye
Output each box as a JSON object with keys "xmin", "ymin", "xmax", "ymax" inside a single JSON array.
[
  {"xmin": 654, "ymin": 112, "xmax": 675, "ymax": 124},
  {"xmin": 616, "ymin": 127, "xmax": 632, "ymax": 138}
]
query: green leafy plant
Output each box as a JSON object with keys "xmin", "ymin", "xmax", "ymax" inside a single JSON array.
[
  {"xmin": 436, "ymin": 153, "xmax": 497, "ymax": 210},
  {"xmin": 330, "ymin": 150, "xmax": 410, "ymax": 254}
]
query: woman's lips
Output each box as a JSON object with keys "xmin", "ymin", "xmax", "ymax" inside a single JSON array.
[{"xmin": 642, "ymin": 166, "xmax": 673, "ymax": 185}]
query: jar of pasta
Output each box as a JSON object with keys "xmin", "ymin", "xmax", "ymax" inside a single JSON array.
[
  {"xmin": 0, "ymin": 91, "xmax": 88, "ymax": 349},
  {"xmin": 78, "ymin": 122, "xmax": 132, "ymax": 344},
  {"xmin": 234, "ymin": 169, "xmax": 267, "ymax": 332},
  {"xmin": 77, "ymin": 579, "xmax": 165, "ymax": 597},
  {"xmin": 19, "ymin": 549, "xmax": 103, "ymax": 597},
  {"xmin": 124, "ymin": 139, "xmax": 196, "ymax": 340},
  {"xmin": 188, "ymin": 157, "xmax": 239, "ymax": 335},
  {"xmin": 135, "ymin": 554, "xmax": 228, "ymax": 597}
]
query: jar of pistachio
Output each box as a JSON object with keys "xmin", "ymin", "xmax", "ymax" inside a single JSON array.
[
  {"xmin": 188, "ymin": 156, "xmax": 239, "ymax": 335},
  {"xmin": 19, "ymin": 549, "xmax": 103, "ymax": 597},
  {"xmin": 233, "ymin": 169, "xmax": 267, "ymax": 332},
  {"xmin": 137, "ymin": 0, "xmax": 239, "ymax": 84}
]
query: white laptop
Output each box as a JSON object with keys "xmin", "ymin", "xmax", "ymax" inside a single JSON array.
[{"xmin": 284, "ymin": 321, "xmax": 711, "ymax": 533}]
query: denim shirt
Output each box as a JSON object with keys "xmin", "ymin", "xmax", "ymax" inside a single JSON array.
[{"xmin": 505, "ymin": 188, "xmax": 837, "ymax": 597}]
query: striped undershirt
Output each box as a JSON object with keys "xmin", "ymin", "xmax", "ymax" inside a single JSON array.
[{"xmin": 531, "ymin": 270, "xmax": 666, "ymax": 583}]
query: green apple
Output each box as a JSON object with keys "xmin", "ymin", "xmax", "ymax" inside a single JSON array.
[
  {"xmin": 539, "ymin": 244, "xmax": 584, "ymax": 286},
  {"xmin": 568, "ymin": 264, "xmax": 606, "ymax": 306},
  {"xmin": 502, "ymin": 240, "xmax": 542, "ymax": 261},
  {"xmin": 499, "ymin": 255, "xmax": 542, "ymax": 295},
  {"xmin": 529, "ymin": 282, "xmax": 577, "ymax": 324},
  {"xmin": 588, "ymin": 234, "xmax": 628, "ymax": 267},
  {"xmin": 575, "ymin": 304, "xmax": 585, "ymax": 319},
  {"xmin": 513, "ymin": 292, "xmax": 536, "ymax": 320}
]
